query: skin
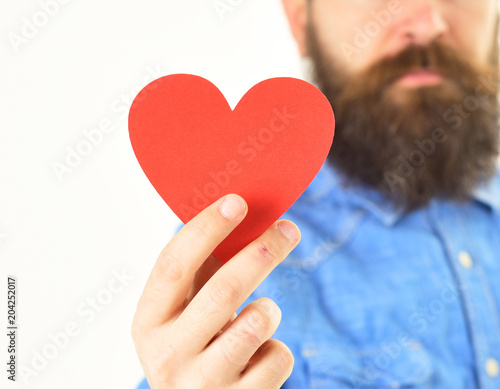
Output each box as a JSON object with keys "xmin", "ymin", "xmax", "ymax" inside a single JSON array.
[
  {"xmin": 283, "ymin": 0, "xmax": 498, "ymax": 79},
  {"xmin": 131, "ymin": 194, "xmax": 300, "ymax": 388},
  {"xmin": 132, "ymin": 1, "xmax": 498, "ymax": 387}
]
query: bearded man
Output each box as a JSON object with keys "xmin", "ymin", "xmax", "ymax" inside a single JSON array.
[{"xmin": 132, "ymin": 1, "xmax": 500, "ymax": 388}]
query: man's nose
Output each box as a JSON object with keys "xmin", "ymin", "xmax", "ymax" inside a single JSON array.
[{"xmin": 397, "ymin": 0, "xmax": 449, "ymax": 46}]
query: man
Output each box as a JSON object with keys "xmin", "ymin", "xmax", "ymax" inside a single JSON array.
[{"xmin": 132, "ymin": 0, "xmax": 500, "ymax": 387}]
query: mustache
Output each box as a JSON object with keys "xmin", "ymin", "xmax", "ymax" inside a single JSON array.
[
  {"xmin": 306, "ymin": 23, "xmax": 500, "ymax": 210},
  {"xmin": 350, "ymin": 41, "xmax": 495, "ymax": 93}
]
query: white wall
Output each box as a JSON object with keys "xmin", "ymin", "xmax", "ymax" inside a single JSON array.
[{"xmin": 0, "ymin": 1, "xmax": 301, "ymax": 388}]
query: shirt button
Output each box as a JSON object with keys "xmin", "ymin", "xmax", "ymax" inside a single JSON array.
[
  {"xmin": 486, "ymin": 358, "xmax": 500, "ymax": 378},
  {"xmin": 458, "ymin": 251, "xmax": 473, "ymax": 269}
]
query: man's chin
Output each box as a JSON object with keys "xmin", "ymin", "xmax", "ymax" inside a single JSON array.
[
  {"xmin": 329, "ymin": 76, "xmax": 499, "ymax": 211},
  {"xmin": 307, "ymin": 34, "xmax": 500, "ymax": 210}
]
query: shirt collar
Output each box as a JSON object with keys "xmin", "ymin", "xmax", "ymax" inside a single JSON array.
[
  {"xmin": 298, "ymin": 161, "xmax": 500, "ymax": 227},
  {"xmin": 473, "ymin": 163, "xmax": 500, "ymax": 211}
]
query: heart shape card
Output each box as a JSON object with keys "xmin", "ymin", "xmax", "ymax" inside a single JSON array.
[{"xmin": 129, "ymin": 74, "xmax": 334, "ymax": 263}]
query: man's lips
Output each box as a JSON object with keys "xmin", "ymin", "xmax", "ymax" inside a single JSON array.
[{"xmin": 395, "ymin": 70, "xmax": 444, "ymax": 88}]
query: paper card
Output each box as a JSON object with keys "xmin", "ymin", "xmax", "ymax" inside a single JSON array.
[{"xmin": 129, "ymin": 74, "xmax": 335, "ymax": 263}]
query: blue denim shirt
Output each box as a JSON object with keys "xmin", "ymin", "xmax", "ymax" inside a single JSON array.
[{"xmin": 137, "ymin": 162, "xmax": 500, "ymax": 389}]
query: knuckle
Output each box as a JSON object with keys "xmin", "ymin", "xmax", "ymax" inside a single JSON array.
[
  {"xmin": 253, "ymin": 240, "xmax": 279, "ymax": 265},
  {"xmin": 244, "ymin": 306, "xmax": 273, "ymax": 333},
  {"xmin": 134, "ymin": 337, "xmax": 182, "ymax": 386},
  {"xmin": 234, "ymin": 322, "xmax": 265, "ymax": 349},
  {"xmin": 149, "ymin": 354, "xmax": 178, "ymax": 384},
  {"xmin": 187, "ymin": 217, "xmax": 212, "ymax": 242},
  {"xmin": 195, "ymin": 372, "xmax": 217, "ymax": 389},
  {"xmin": 220, "ymin": 339, "xmax": 244, "ymax": 365},
  {"xmin": 258, "ymin": 297, "xmax": 281, "ymax": 320},
  {"xmin": 151, "ymin": 341, "xmax": 181, "ymax": 373},
  {"xmin": 220, "ymin": 330, "xmax": 259, "ymax": 365},
  {"xmin": 157, "ymin": 249, "xmax": 184, "ymax": 282},
  {"xmin": 198, "ymin": 360, "xmax": 221, "ymax": 388},
  {"xmin": 208, "ymin": 278, "xmax": 242, "ymax": 307},
  {"xmin": 273, "ymin": 340, "xmax": 295, "ymax": 372}
]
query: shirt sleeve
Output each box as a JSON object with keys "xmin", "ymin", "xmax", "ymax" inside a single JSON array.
[{"xmin": 136, "ymin": 377, "xmax": 149, "ymax": 389}]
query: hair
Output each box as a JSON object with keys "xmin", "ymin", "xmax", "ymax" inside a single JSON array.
[{"xmin": 306, "ymin": 12, "xmax": 500, "ymax": 210}]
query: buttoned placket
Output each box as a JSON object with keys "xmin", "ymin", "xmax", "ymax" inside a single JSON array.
[{"xmin": 430, "ymin": 202, "xmax": 500, "ymax": 389}]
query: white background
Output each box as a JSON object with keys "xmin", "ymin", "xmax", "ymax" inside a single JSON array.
[{"xmin": 0, "ymin": 1, "xmax": 302, "ymax": 388}]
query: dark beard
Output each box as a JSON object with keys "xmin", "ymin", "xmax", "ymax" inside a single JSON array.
[{"xmin": 307, "ymin": 25, "xmax": 500, "ymax": 211}]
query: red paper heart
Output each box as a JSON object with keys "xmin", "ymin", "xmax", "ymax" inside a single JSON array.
[{"xmin": 129, "ymin": 74, "xmax": 334, "ymax": 263}]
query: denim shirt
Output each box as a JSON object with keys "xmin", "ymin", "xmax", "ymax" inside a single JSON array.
[
  {"xmin": 242, "ymin": 162, "xmax": 500, "ymax": 389},
  {"xmin": 137, "ymin": 162, "xmax": 500, "ymax": 389}
]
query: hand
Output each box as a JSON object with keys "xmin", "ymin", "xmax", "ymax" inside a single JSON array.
[{"xmin": 131, "ymin": 194, "xmax": 301, "ymax": 388}]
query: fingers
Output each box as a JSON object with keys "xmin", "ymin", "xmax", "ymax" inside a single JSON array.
[
  {"xmin": 239, "ymin": 338, "xmax": 294, "ymax": 388},
  {"xmin": 133, "ymin": 194, "xmax": 247, "ymax": 331},
  {"xmin": 186, "ymin": 253, "xmax": 223, "ymax": 302},
  {"xmin": 200, "ymin": 298, "xmax": 282, "ymax": 380},
  {"xmin": 176, "ymin": 219, "xmax": 300, "ymax": 355}
]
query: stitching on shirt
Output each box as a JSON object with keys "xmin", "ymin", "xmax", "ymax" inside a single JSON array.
[
  {"xmin": 305, "ymin": 344, "xmax": 433, "ymax": 388},
  {"xmin": 283, "ymin": 208, "xmax": 368, "ymax": 269}
]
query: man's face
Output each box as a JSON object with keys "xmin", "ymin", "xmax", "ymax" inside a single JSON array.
[
  {"xmin": 308, "ymin": 0, "xmax": 498, "ymax": 77},
  {"xmin": 284, "ymin": 0, "xmax": 500, "ymax": 210}
]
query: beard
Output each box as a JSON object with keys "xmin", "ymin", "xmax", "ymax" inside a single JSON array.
[{"xmin": 307, "ymin": 24, "xmax": 500, "ymax": 211}]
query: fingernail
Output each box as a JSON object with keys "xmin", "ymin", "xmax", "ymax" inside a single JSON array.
[
  {"xmin": 278, "ymin": 221, "xmax": 300, "ymax": 242},
  {"xmin": 220, "ymin": 195, "xmax": 246, "ymax": 220}
]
